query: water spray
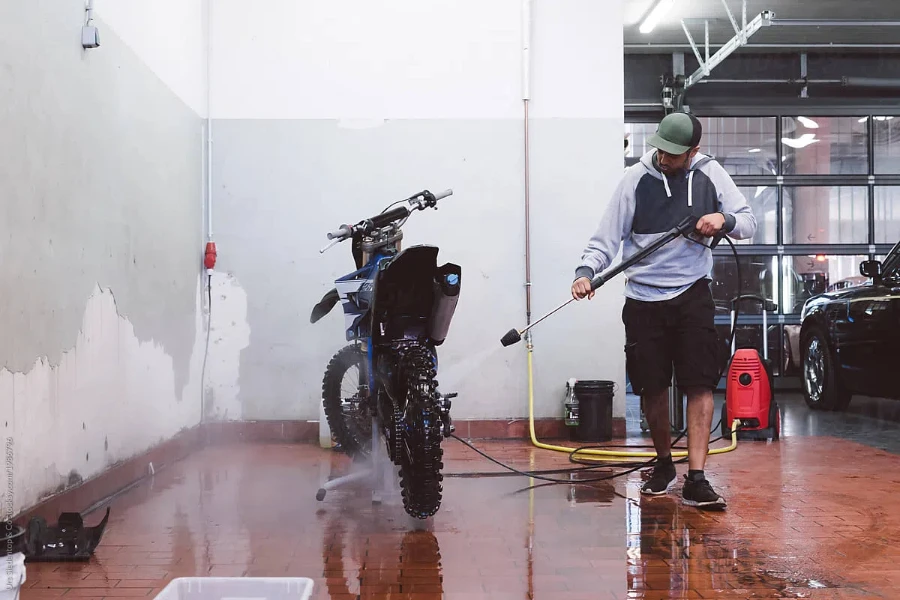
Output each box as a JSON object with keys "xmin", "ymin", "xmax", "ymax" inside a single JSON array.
[{"xmin": 500, "ymin": 215, "xmax": 701, "ymax": 347}]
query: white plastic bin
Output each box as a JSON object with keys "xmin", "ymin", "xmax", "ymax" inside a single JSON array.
[
  {"xmin": 153, "ymin": 577, "xmax": 313, "ymax": 600},
  {"xmin": 0, "ymin": 553, "xmax": 26, "ymax": 600}
]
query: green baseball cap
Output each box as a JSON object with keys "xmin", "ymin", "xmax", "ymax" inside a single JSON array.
[{"xmin": 648, "ymin": 112, "xmax": 703, "ymax": 155}]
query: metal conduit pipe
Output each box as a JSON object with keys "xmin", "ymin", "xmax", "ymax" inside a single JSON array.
[
  {"xmin": 522, "ymin": 0, "xmax": 533, "ymax": 331},
  {"xmin": 625, "ymin": 43, "xmax": 900, "ymax": 50},
  {"xmin": 696, "ymin": 78, "xmax": 843, "ymax": 84},
  {"xmin": 693, "ymin": 77, "xmax": 900, "ymax": 88},
  {"xmin": 770, "ymin": 19, "xmax": 900, "ymax": 27},
  {"xmin": 843, "ymin": 76, "xmax": 900, "ymax": 88}
]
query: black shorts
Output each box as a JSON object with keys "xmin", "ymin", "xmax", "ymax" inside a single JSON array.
[{"xmin": 622, "ymin": 278, "xmax": 726, "ymax": 395}]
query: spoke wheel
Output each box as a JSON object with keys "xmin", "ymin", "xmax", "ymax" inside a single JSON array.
[
  {"xmin": 801, "ymin": 326, "xmax": 851, "ymax": 411},
  {"xmin": 322, "ymin": 345, "xmax": 373, "ymax": 458}
]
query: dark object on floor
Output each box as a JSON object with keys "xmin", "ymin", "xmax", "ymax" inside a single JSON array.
[
  {"xmin": 23, "ymin": 506, "xmax": 110, "ymax": 561},
  {"xmin": 0, "ymin": 521, "xmax": 26, "ymax": 556},
  {"xmin": 574, "ymin": 380, "xmax": 615, "ymax": 443}
]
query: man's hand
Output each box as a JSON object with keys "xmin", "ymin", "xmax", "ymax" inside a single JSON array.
[
  {"xmin": 695, "ymin": 212, "xmax": 726, "ymax": 237},
  {"xmin": 572, "ymin": 277, "xmax": 594, "ymax": 301}
]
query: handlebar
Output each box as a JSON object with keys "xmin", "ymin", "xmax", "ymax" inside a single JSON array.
[
  {"xmin": 327, "ymin": 226, "xmax": 352, "ymax": 240},
  {"xmin": 320, "ymin": 188, "xmax": 453, "ymax": 253}
]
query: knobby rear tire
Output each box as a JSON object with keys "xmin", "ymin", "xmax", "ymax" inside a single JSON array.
[{"xmin": 397, "ymin": 344, "xmax": 445, "ymax": 520}]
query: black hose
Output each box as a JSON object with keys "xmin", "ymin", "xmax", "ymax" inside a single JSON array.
[{"xmin": 448, "ymin": 226, "xmax": 744, "ymax": 485}]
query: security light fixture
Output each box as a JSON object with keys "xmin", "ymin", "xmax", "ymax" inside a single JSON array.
[{"xmin": 640, "ymin": 0, "xmax": 676, "ymax": 34}]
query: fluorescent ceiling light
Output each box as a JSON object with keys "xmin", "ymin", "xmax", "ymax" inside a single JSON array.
[
  {"xmin": 640, "ymin": 0, "xmax": 676, "ymax": 34},
  {"xmin": 748, "ymin": 148, "xmax": 761, "ymax": 153},
  {"xmin": 797, "ymin": 116, "xmax": 819, "ymax": 129},
  {"xmin": 782, "ymin": 133, "xmax": 819, "ymax": 149}
]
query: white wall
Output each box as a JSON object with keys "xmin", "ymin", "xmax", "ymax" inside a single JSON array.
[
  {"xmin": 210, "ymin": 0, "xmax": 614, "ymax": 121},
  {"xmin": 0, "ymin": 0, "xmax": 206, "ymax": 516},
  {"xmin": 205, "ymin": 0, "xmax": 627, "ymax": 423},
  {"xmin": 95, "ymin": 0, "xmax": 209, "ymax": 117}
]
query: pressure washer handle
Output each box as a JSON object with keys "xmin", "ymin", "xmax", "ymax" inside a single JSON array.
[
  {"xmin": 729, "ymin": 295, "xmax": 776, "ymax": 360},
  {"xmin": 590, "ymin": 215, "xmax": 697, "ymax": 291},
  {"xmin": 731, "ymin": 294, "xmax": 777, "ymax": 312}
]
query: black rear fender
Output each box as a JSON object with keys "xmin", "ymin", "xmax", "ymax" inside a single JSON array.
[{"xmin": 372, "ymin": 245, "xmax": 461, "ymax": 344}]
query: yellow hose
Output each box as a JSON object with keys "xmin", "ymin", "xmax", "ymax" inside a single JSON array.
[{"xmin": 525, "ymin": 343, "xmax": 738, "ymax": 461}]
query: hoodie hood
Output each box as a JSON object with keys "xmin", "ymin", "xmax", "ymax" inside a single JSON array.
[
  {"xmin": 639, "ymin": 149, "xmax": 713, "ymax": 180},
  {"xmin": 638, "ymin": 149, "xmax": 715, "ymax": 199}
]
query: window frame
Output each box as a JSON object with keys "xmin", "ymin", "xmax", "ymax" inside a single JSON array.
[{"xmin": 624, "ymin": 110, "xmax": 900, "ymax": 386}]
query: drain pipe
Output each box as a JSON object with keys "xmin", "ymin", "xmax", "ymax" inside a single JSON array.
[
  {"xmin": 521, "ymin": 0, "xmax": 542, "ymax": 447},
  {"xmin": 206, "ymin": 0, "xmax": 214, "ymax": 246},
  {"xmin": 200, "ymin": 0, "xmax": 215, "ymax": 424},
  {"xmin": 522, "ymin": 0, "xmax": 533, "ymax": 335}
]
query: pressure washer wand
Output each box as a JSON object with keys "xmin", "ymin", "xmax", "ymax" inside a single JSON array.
[{"xmin": 500, "ymin": 215, "xmax": 700, "ymax": 347}]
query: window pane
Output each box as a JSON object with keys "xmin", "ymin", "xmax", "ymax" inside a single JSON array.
[
  {"xmin": 625, "ymin": 118, "xmax": 778, "ymax": 176},
  {"xmin": 715, "ymin": 324, "xmax": 783, "ymax": 377},
  {"xmin": 711, "ymin": 255, "xmax": 778, "ymax": 316},
  {"xmin": 874, "ymin": 186, "xmax": 900, "ymax": 244},
  {"xmin": 782, "ymin": 255, "xmax": 869, "ymax": 315},
  {"xmin": 872, "ymin": 116, "xmax": 900, "ymax": 174},
  {"xmin": 781, "ymin": 116, "xmax": 868, "ymax": 175},
  {"xmin": 697, "ymin": 117, "xmax": 778, "ymax": 176},
  {"xmin": 736, "ymin": 186, "xmax": 777, "ymax": 245},
  {"xmin": 783, "ymin": 186, "xmax": 869, "ymax": 244}
]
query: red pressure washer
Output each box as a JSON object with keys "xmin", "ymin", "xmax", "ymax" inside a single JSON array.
[{"xmin": 720, "ymin": 294, "xmax": 782, "ymax": 441}]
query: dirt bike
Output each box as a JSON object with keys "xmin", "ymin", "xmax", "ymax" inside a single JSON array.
[{"xmin": 310, "ymin": 188, "xmax": 461, "ymax": 519}]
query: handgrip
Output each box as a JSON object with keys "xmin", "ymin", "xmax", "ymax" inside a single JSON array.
[
  {"xmin": 433, "ymin": 189, "xmax": 453, "ymax": 201},
  {"xmin": 675, "ymin": 214, "xmax": 699, "ymax": 235},
  {"xmin": 327, "ymin": 225, "xmax": 351, "ymax": 240}
]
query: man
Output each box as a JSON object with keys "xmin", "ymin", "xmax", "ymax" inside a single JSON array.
[{"xmin": 572, "ymin": 112, "xmax": 756, "ymax": 509}]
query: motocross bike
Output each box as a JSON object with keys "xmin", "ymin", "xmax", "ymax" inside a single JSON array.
[{"xmin": 310, "ymin": 188, "xmax": 461, "ymax": 519}]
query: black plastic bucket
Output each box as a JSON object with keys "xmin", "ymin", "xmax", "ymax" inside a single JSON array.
[{"xmin": 574, "ymin": 380, "xmax": 615, "ymax": 443}]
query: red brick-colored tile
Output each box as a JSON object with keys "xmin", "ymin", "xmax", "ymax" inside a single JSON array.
[{"xmin": 14, "ymin": 415, "xmax": 900, "ymax": 600}]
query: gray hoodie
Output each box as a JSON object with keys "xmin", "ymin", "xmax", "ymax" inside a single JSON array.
[{"xmin": 575, "ymin": 150, "xmax": 757, "ymax": 302}]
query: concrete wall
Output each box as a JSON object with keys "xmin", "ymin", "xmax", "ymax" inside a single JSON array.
[
  {"xmin": 0, "ymin": 0, "xmax": 206, "ymax": 516},
  {"xmin": 206, "ymin": 0, "xmax": 627, "ymax": 423}
]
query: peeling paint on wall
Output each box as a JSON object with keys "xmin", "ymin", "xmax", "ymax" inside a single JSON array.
[{"xmin": 0, "ymin": 282, "xmax": 206, "ymax": 516}]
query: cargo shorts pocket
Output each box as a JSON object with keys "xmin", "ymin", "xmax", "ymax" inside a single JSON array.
[{"xmin": 625, "ymin": 340, "xmax": 672, "ymax": 396}]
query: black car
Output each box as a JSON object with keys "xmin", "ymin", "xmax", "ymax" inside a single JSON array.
[{"xmin": 799, "ymin": 240, "xmax": 900, "ymax": 410}]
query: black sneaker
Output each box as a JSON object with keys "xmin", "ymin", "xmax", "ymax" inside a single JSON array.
[
  {"xmin": 640, "ymin": 460, "xmax": 676, "ymax": 495},
  {"xmin": 681, "ymin": 474, "xmax": 726, "ymax": 509}
]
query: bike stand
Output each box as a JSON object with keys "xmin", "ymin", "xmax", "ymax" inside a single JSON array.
[{"xmin": 316, "ymin": 417, "xmax": 393, "ymax": 504}]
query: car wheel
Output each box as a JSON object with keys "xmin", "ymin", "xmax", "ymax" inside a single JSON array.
[{"xmin": 801, "ymin": 326, "xmax": 851, "ymax": 411}]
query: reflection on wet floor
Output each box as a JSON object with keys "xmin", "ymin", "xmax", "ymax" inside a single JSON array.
[
  {"xmin": 19, "ymin": 392, "xmax": 900, "ymax": 600},
  {"xmin": 630, "ymin": 391, "xmax": 900, "ymax": 454}
]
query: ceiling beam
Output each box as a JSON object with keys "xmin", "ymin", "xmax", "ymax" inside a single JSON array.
[{"xmin": 682, "ymin": 9, "xmax": 775, "ymax": 88}]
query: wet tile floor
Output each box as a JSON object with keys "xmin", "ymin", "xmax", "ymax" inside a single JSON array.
[{"xmin": 20, "ymin": 393, "xmax": 900, "ymax": 599}]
